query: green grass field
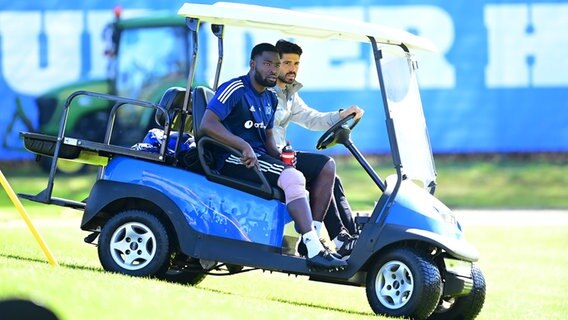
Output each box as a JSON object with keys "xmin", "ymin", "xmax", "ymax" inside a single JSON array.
[
  {"xmin": 1, "ymin": 211, "xmax": 567, "ymax": 319},
  {"xmin": 1, "ymin": 157, "xmax": 567, "ymax": 319}
]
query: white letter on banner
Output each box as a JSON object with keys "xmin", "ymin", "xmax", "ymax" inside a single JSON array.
[
  {"xmin": 368, "ymin": 6, "xmax": 455, "ymax": 89},
  {"xmin": 0, "ymin": 11, "xmax": 82, "ymax": 94},
  {"xmin": 485, "ymin": 4, "xmax": 568, "ymax": 87},
  {"xmin": 289, "ymin": 7, "xmax": 368, "ymax": 90}
]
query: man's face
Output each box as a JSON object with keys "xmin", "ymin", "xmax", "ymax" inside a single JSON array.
[
  {"xmin": 252, "ymin": 51, "xmax": 280, "ymax": 87},
  {"xmin": 278, "ymin": 53, "xmax": 300, "ymax": 84}
]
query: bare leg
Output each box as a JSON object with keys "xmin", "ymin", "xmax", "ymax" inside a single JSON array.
[
  {"xmin": 276, "ymin": 167, "xmax": 347, "ymax": 269},
  {"xmin": 309, "ymin": 159, "xmax": 336, "ymax": 222},
  {"xmin": 286, "ymin": 198, "xmax": 313, "ymax": 234}
]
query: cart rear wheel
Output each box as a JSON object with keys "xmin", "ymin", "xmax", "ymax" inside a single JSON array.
[
  {"xmin": 366, "ymin": 247, "xmax": 442, "ymax": 319},
  {"xmin": 159, "ymin": 269, "xmax": 207, "ymax": 286},
  {"xmin": 98, "ymin": 210, "xmax": 171, "ymax": 277}
]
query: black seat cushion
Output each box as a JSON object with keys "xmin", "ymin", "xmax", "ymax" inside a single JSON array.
[{"xmin": 156, "ymin": 87, "xmax": 192, "ymax": 131}]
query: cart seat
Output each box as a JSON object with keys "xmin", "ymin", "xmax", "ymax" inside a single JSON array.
[
  {"xmin": 192, "ymin": 86, "xmax": 214, "ymax": 139},
  {"xmin": 156, "ymin": 86, "xmax": 192, "ymax": 132}
]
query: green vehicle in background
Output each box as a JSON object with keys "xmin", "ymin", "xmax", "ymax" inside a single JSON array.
[{"xmin": 35, "ymin": 9, "xmax": 195, "ymax": 173}]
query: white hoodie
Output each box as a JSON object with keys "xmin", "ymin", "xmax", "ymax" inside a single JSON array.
[{"xmin": 270, "ymin": 80, "xmax": 342, "ymax": 149}]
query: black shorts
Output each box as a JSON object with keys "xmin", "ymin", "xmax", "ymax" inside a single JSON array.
[
  {"xmin": 219, "ymin": 152, "xmax": 331, "ymax": 188},
  {"xmin": 295, "ymin": 151, "xmax": 331, "ymax": 185},
  {"xmin": 220, "ymin": 153, "xmax": 285, "ymax": 187}
]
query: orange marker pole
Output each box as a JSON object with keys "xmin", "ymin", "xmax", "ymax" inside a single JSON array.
[{"xmin": 0, "ymin": 170, "xmax": 58, "ymax": 267}]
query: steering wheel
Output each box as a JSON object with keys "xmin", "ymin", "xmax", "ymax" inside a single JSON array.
[{"xmin": 316, "ymin": 113, "xmax": 360, "ymax": 150}]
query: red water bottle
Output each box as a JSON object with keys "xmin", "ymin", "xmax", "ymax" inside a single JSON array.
[{"xmin": 280, "ymin": 141, "xmax": 296, "ymax": 166}]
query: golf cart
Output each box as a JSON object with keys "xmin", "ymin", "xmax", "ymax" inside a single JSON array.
[{"xmin": 18, "ymin": 2, "xmax": 485, "ymax": 319}]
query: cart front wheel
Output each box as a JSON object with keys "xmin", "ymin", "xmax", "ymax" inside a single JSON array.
[{"xmin": 366, "ymin": 247, "xmax": 442, "ymax": 319}]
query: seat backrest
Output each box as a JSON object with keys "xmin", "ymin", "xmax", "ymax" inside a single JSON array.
[
  {"xmin": 156, "ymin": 87, "xmax": 188, "ymax": 131},
  {"xmin": 191, "ymin": 86, "xmax": 214, "ymax": 139}
]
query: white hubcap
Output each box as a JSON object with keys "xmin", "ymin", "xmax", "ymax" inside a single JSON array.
[
  {"xmin": 375, "ymin": 260, "xmax": 414, "ymax": 309},
  {"xmin": 110, "ymin": 222, "xmax": 156, "ymax": 270}
]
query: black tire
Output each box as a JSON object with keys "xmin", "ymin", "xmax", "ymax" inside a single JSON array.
[
  {"xmin": 98, "ymin": 210, "xmax": 171, "ymax": 277},
  {"xmin": 430, "ymin": 264, "xmax": 486, "ymax": 320},
  {"xmin": 159, "ymin": 269, "xmax": 207, "ymax": 286},
  {"xmin": 366, "ymin": 247, "xmax": 442, "ymax": 320}
]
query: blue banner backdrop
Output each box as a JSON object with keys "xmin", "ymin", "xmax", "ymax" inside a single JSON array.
[{"xmin": 0, "ymin": 0, "xmax": 566, "ymax": 159}]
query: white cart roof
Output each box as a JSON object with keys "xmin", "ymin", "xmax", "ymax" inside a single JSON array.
[{"xmin": 178, "ymin": 2, "xmax": 436, "ymax": 52}]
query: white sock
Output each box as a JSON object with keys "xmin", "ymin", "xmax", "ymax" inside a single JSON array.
[
  {"xmin": 302, "ymin": 229, "xmax": 324, "ymax": 258},
  {"xmin": 312, "ymin": 221, "xmax": 323, "ymax": 238}
]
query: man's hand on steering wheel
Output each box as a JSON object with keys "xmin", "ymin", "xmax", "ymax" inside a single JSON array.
[
  {"xmin": 340, "ymin": 105, "xmax": 364, "ymax": 120},
  {"xmin": 316, "ymin": 112, "xmax": 360, "ymax": 150}
]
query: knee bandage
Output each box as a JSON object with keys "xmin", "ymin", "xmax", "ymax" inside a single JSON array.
[{"xmin": 277, "ymin": 168, "xmax": 307, "ymax": 204}]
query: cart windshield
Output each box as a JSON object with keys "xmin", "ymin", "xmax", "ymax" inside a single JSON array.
[{"xmin": 381, "ymin": 51, "xmax": 436, "ymax": 189}]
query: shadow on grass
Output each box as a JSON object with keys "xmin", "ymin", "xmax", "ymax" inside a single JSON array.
[
  {"xmin": 271, "ymin": 296, "xmax": 375, "ymax": 317},
  {"xmin": 197, "ymin": 286, "xmax": 375, "ymax": 317},
  {"xmin": 2, "ymin": 253, "xmax": 374, "ymax": 316},
  {"xmin": 0, "ymin": 253, "xmax": 103, "ymax": 273}
]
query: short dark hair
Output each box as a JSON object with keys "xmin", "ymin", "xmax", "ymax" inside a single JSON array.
[
  {"xmin": 275, "ymin": 39, "xmax": 302, "ymax": 57},
  {"xmin": 250, "ymin": 43, "xmax": 278, "ymax": 60}
]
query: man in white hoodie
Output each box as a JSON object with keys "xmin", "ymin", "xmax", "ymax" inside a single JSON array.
[{"xmin": 272, "ymin": 39, "xmax": 364, "ymax": 257}]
